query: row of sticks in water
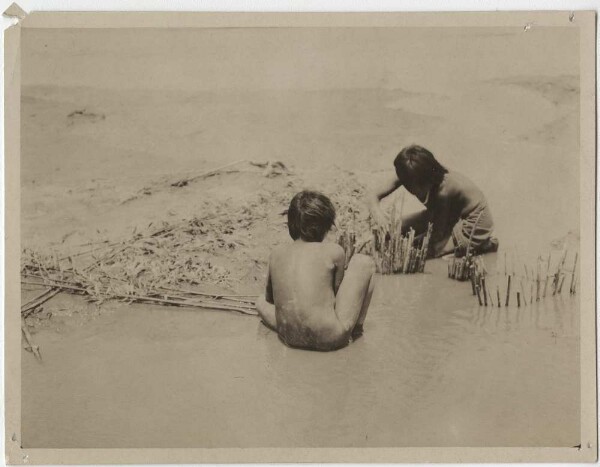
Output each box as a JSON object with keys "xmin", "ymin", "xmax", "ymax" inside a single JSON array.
[{"xmin": 449, "ymin": 251, "xmax": 578, "ymax": 307}]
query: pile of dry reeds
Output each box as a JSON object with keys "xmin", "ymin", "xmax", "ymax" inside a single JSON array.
[
  {"xmin": 466, "ymin": 249, "xmax": 578, "ymax": 308},
  {"xmin": 21, "ymin": 249, "xmax": 258, "ymax": 317},
  {"xmin": 20, "ymin": 197, "xmax": 275, "ymax": 318}
]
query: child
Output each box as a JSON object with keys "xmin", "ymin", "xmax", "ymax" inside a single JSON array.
[
  {"xmin": 256, "ymin": 191, "xmax": 375, "ymax": 351},
  {"xmin": 367, "ymin": 145, "xmax": 498, "ymax": 258}
]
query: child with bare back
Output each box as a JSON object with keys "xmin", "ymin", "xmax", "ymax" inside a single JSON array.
[{"xmin": 256, "ymin": 191, "xmax": 376, "ymax": 351}]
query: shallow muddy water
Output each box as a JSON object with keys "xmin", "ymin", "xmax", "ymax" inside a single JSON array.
[{"xmin": 22, "ymin": 258, "xmax": 579, "ymax": 448}]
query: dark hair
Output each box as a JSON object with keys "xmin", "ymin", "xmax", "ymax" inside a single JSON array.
[
  {"xmin": 287, "ymin": 191, "xmax": 336, "ymax": 242},
  {"xmin": 394, "ymin": 145, "xmax": 448, "ymax": 187}
]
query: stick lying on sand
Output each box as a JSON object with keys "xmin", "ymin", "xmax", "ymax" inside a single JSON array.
[
  {"xmin": 21, "ymin": 287, "xmax": 62, "ymax": 318},
  {"xmin": 171, "ymin": 160, "xmax": 247, "ymax": 187},
  {"xmin": 21, "ymin": 318, "xmax": 42, "ymax": 362},
  {"xmin": 158, "ymin": 286, "xmax": 256, "ymax": 304}
]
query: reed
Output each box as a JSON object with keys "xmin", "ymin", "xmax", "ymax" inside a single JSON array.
[
  {"xmin": 475, "ymin": 284, "xmax": 483, "ymax": 306},
  {"xmin": 570, "ymin": 275, "xmax": 578, "ymax": 295},
  {"xmin": 337, "ymin": 229, "xmax": 357, "ymax": 267},
  {"xmin": 469, "ymin": 270, "xmax": 476, "ymax": 295},
  {"xmin": 542, "ymin": 252, "xmax": 551, "ymax": 298},
  {"xmin": 482, "ymin": 277, "xmax": 488, "ymax": 306},
  {"xmin": 557, "ymin": 276, "xmax": 565, "ymax": 294},
  {"xmin": 520, "ymin": 279, "xmax": 527, "ymax": 306},
  {"xmin": 21, "ymin": 287, "xmax": 62, "ymax": 318},
  {"xmin": 530, "ymin": 283, "xmax": 534, "ymax": 304},
  {"xmin": 553, "ymin": 249, "xmax": 568, "ymax": 296},
  {"xmin": 569, "ymin": 253, "xmax": 578, "ymax": 295},
  {"xmin": 22, "ymin": 318, "xmax": 42, "ymax": 362},
  {"xmin": 488, "ymin": 290, "xmax": 494, "ymax": 307}
]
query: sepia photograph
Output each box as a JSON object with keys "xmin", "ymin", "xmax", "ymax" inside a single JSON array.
[{"xmin": 4, "ymin": 7, "xmax": 597, "ymax": 464}]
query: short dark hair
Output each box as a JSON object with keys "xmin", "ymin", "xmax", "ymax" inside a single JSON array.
[
  {"xmin": 394, "ymin": 145, "xmax": 448, "ymax": 187},
  {"xmin": 287, "ymin": 191, "xmax": 336, "ymax": 242}
]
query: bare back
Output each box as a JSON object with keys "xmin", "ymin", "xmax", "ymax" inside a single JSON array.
[{"xmin": 268, "ymin": 241, "xmax": 348, "ymax": 350}]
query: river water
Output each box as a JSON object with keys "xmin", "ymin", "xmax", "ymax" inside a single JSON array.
[{"xmin": 22, "ymin": 258, "xmax": 579, "ymax": 448}]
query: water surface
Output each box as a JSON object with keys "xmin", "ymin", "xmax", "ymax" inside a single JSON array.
[{"xmin": 22, "ymin": 259, "xmax": 579, "ymax": 448}]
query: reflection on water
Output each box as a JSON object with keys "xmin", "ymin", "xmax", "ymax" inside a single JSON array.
[{"xmin": 22, "ymin": 258, "xmax": 579, "ymax": 448}]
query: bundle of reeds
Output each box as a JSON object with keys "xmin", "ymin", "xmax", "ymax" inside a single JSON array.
[
  {"xmin": 448, "ymin": 255, "xmax": 474, "ymax": 282},
  {"xmin": 447, "ymin": 209, "xmax": 486, "ymax": 282},
  {"xmin": 371, "ymin": 222, "xmax": 433, "ymax": 274}
]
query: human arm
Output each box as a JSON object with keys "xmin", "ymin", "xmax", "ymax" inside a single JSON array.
[
  {"xmin": 427, "ymin": 192, "xmax": 459, "ymax": 258},
  {"xmin": 256, "ymin": 267, "xmax": 277, "ymax": 331},
  {"xmin": 367, "ymin": 174, "xmax": 402, "ymax": 228},
  {"xmin": 331, "ymin": 244, "xmax": 346, "ymax": 295},
  {"xmin": 432, "ymin": 237, "xmax": 455, "ymax": 258}
]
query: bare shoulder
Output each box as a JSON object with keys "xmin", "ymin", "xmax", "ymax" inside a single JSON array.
[
  {"xmin": 441, "ymin": 171, "xmax": 477, "ymax": 196},
  {"xmin": 269, "ymin": 245, "xmax": 291, "ymax": 271},
  {"xmin": 269, "ymin": 244, "xmax": 289, "ymax": 263},
  {"xmin": 322, "ymin": 242, "xmax": 345, "ymax": 261}
]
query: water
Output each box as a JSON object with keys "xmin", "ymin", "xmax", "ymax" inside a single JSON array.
[{"xmin": 22, "ymin": 259, "xmax": 579, "ymax": 448}]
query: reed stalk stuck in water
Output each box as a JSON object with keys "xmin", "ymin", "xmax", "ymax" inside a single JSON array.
[
  {"xmin": 475, "ymin": 285, "xmax": 483, "ymax": 306},
  {"xmin": 569, "ymin": 253, "xmax": 578, "ymax": 295},
  {"xmin": 482, "ymin": 277, "xmax": 488, "ymax": 306}
]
